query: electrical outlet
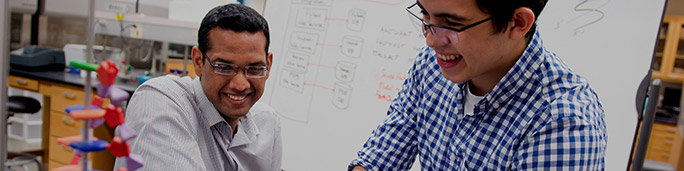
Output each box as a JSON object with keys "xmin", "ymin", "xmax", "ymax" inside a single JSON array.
[{"xmin": 130, "ymin": 25, "xmax": 143, "ymax": 39}]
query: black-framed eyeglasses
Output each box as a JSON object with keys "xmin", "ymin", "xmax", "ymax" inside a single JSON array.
[
  {"xmin": 201, "ymin": 51, "xmax": 269, "ymax": 78},
  {"xmin": 406, "ymin": 2, "xmax": 491, "ymax": 43}
]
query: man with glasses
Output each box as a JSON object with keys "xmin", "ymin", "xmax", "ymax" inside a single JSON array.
[
  {"xmin": 116, "ymin": 4, "xmax": 281, "ymax": 171},
  {"xmin": 350, "ymin": 0, "xmax": 605, "ymax": 170}
]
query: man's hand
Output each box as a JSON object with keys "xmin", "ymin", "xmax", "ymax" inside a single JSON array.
[{"xmin": 351, "ymin": 166, "xmax": 368, "ymax": 171}]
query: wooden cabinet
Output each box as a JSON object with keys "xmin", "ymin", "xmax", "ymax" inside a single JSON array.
[
  {"xmin": 41, "ymin": 82, "xmax": 115, "ymax": 170},
  {"xmin": 8, "ymin": 76, "xmax": 115, "ymax": 170},
  {"xmin": 653, "ymin": 15, "xmax": 684, "ymax": 82},
  {"xmin": 8, "ymin": 75, "xmax": 39, "ymax": 91},
  {"xmin": 645, "ymin": 123, "xmax": 683, "ymax": 166}
]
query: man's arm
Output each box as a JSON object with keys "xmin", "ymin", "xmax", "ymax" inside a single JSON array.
[
  {"xmin": 348, "ymin": 49, "xmax": 431, "ymax": 171},
  {"xmin": 271, "ymin": 114, "xmax": 282, "ymax": 171},
  {"xmin": 351, "ymin": 166, "xmax": 368, "ymax": 171},
  {"xmin": 115, "ymin": 82, "xmax": 207, "ymax": 170},
  {"xmin": 512, "ymin": 111, "xmax": 607, "ymax": 170}
]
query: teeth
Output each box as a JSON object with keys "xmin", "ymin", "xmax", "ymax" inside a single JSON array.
[
  {"xmin": 437, "ymin": 54, "xmax": 461, "ymax": 61},
  {"xmin": 227, "ymin": 94, "xmax": 247, "ymax": 101}
]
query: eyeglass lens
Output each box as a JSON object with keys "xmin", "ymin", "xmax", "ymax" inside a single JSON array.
[{"xmin": 407, "ymin": 4, "xmax": 460, "ymax": 43}]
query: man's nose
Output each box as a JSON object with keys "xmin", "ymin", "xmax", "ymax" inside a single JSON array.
[
  {"xmin": 425, "ymin": 29, "xmax": 451, "ymax": 48},
  {"xmin": 228, "ymin": 71, "xmax": 251, "ymax": 91}
]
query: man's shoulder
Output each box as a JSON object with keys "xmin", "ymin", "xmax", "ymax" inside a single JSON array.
[
  {"xmin": 530, "ymin": 50, "xmax": 603, "ymax": 116},
  {"xmin": 134, "ymin": 75, "xmax": 197, "ymax": 97},
  {"xmin": 128, "ymin": 75, "xmax": 200, "ymax": 116},
  {"xmin": 248, "ymin": 102, "xmax": 280, "ymax": 125},
  {"xmin": 139, "ymin": 75, "xmax": 195, "ymax": 90}
]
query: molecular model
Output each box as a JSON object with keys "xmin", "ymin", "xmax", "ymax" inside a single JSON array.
[{"xmin": 52, "ymin": 60, "xmax": 143, "ymax": 171}]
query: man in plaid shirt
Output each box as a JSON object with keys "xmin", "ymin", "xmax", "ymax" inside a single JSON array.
[{"xmin": 350, "ymin": 0, "xmax": 606, "ymax": 170}]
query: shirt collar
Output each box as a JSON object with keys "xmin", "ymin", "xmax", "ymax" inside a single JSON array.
[
  {"xmin": 468, "ymin": 30, "xmax": 545, "ymax": 115},
  {"xmin": 231, "ymin": 111, "xmax": 260, "ymax": 147},
  {"xmin": 193, "ymin": 77, "xmax": 225, "ymax": 126}
]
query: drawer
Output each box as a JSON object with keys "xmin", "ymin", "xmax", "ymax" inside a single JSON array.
[
  {"xmin": 652, "ymin": 124, "xmax": 678, "ymax": 134},
  {"xmin": 649, "ymin": 143, "xmax": 673, "ymax": 151},
  {"xmin": 651, "ymin": 132, "xmax": 677, "ymax": 140},
  {"xmin": 8, "ymin": 75, "xmax": 39, "ymax": 91},
  {"xmin": 650, "ymin": 138, "xmax": 675, "ymax": 148},
  {"xmin": 50, "ymin": 85, "xmax": 86, "ymax": 113},
  {"xmin": 49, "ymin": 135, "xmax": 76, "ymax": 165},
  {"xmin": 50, "ymin": 112, "xmax": 83, "ymax": 137},
  {"xmin": 646, "ymin": 150, "xmax": 671, "ymax": 162}
]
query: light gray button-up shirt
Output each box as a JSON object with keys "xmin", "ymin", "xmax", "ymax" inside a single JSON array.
[{"xmin": 114, "ymin": 75, "xmax": 281, "ymax": 171}]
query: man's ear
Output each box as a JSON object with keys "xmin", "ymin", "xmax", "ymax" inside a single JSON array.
[
  {"xmin": 191, "ymin": 46, "xmax": 204, "ymax": 78},
  {"xmin": 265, "ymin": 52, "xmax": 273, "ymax": 79},
  {"xmin": 508, "ymin": 7, "xmax": 536, "ymax": 40}
]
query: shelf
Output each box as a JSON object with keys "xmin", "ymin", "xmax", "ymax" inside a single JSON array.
[{"xmin": 94, "ymin": 11, "xmax": 199, "ymax": 45}]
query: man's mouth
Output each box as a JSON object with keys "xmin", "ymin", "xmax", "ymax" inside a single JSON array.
[
  {"xmin": 437, "ymin": 53, "xmax": 462, "ymax": 61},
  {"xmin": 226, "ymin": 93, "xmax": 247, "ymax": 101}
]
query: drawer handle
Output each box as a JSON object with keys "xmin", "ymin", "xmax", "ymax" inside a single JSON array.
[
  {"xmin": 665, "ymin": 127, "xmax": 677, "ymax": 133},
  {"xmin": 61, "ymin": 117, "xmax": 75, "ymax": 125},
  {"xmin": 15, "ymin": 78, "xmax": 28, "ymax": 85},
  {"xmin": 62, "ymin": 92, "xmax": 76, "ymax": 99}
]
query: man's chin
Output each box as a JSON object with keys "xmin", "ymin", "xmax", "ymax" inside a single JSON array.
[{"xmin": 441, "ymin": 73, "xmax": 468, "ymax": 84}]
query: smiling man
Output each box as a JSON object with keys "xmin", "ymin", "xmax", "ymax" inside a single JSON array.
[
  {"xmin": 350, "ymin": 0, "xmax": 606, "ymax": 170},
  {"xmin": 116, "ymin": 4, "xmax": 281, "ymax": 171}
]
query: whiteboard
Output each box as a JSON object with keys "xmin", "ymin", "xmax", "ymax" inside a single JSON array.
[{"xmin": 261, "ymin": 0, "xmax": 666, "ymax": 170}]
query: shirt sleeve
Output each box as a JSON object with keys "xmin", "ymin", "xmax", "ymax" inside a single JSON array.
[
  {"xmin": 512, "ymin": 107, "xmax": 607, "ymax": 170},
  {"xmin": 114, "ymin": 83, "xmax": 207, "ymax": 171},
  {"xmin": 348, "ymin": 49, "xmax": 430, "ymax": 171}
]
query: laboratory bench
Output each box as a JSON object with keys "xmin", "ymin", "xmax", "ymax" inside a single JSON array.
[{"xmin": 8, "ymin": 68, "xmax": 139, "ymax": 170}]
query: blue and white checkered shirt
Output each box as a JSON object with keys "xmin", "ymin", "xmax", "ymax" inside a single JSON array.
[{"xmin": 349, "ymin": 31, "xmax": 607, "ymax": 170}]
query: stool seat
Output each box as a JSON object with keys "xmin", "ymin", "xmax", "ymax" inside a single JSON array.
[{"xmin": 7, "ymin": 96, "xmax": 41, "ymax": 114}]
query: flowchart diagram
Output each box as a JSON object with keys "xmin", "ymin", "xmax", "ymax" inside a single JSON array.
[{"xmin": 265, "ymin": 0, "xmax": 425, "ymax": 124}]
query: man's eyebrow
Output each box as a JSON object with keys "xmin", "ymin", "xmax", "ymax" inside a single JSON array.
[
  {"xmin": 249, "ymin": 61, "xmax": 267, "ymax": 66},
  {"xmin": 435, "ymin": 13, "xmax": 468, "ymax": 22},
  {"xmin": 417, "ymin": 1, "xmax": 469, "ymax": 22},
  {"xmin": 214, "ymin": 58, "xmax": 234, "ymax": 64}
]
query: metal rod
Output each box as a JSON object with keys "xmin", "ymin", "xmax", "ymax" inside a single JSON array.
[
  {"xmin": 632, "ymin": 79, "xmax": 661, "ymax": 170},
  {"xmin": 82, "ymin": 0, "xmax": 96, "ymax": 169}
]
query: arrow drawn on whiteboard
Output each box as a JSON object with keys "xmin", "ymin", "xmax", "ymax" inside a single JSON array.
[{"xmin": 572, "ymin": 0, "xmax": 606, "ymax": 31}]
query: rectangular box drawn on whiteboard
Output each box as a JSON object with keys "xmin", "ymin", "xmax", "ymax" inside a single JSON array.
[
  {"xmin": 289, "ymin": 31, "xmax": 319, "ymax": 54},
  {"xmin": 284, "ymin": 51, "xmax": 310, "ymax": 72},
  {"xmin": 279, "ymin": 68, "xmax": 306, "ymax": 93},
  {"xmin": 295, "ymin": 7, "xmax": 328, "ymax": 30}
]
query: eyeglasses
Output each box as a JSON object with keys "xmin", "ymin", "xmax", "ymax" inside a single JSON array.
[
  {"xmin": 201, "ymin": 51, "xmax": 269, "ymax": 78},
  {"xmin": 406, "ymin": 2, "xmax": 491, "ymax": 43}
]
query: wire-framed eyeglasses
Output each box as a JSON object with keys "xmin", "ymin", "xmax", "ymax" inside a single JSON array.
[
  {"xmin": 201, "ymin": 51, "xmax": 269, "ymax": 78},
  {"xmin": 406, "ymin": 2, "xmax": 492, "ymax": 43}
]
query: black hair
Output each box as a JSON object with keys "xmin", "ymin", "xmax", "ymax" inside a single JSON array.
[
  {"xmin": 476, "ymin": 0, "xmax": 547, "ymax": 38},
  {"xmin": 197, "ymin": 4, "xmax": 270, "ymax": 55}
]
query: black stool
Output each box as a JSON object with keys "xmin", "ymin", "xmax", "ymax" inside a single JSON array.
[{"xmin": 6, "ymin": 96, "xmax": 42, "ymax": 171}]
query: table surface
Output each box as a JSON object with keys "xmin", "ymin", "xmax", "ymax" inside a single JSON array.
[{"xmin": 9, "ymin": 68, "xmax": 140, "ymax": 93}]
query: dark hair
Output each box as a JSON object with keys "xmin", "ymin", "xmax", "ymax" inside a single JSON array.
[
  {"xmin": 476, "ymin": 0, "xmax": 547, "ymax": 38},
  {"xmin": 198, "ymin": 4, "xmax": 270, "ymax": 54}
]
